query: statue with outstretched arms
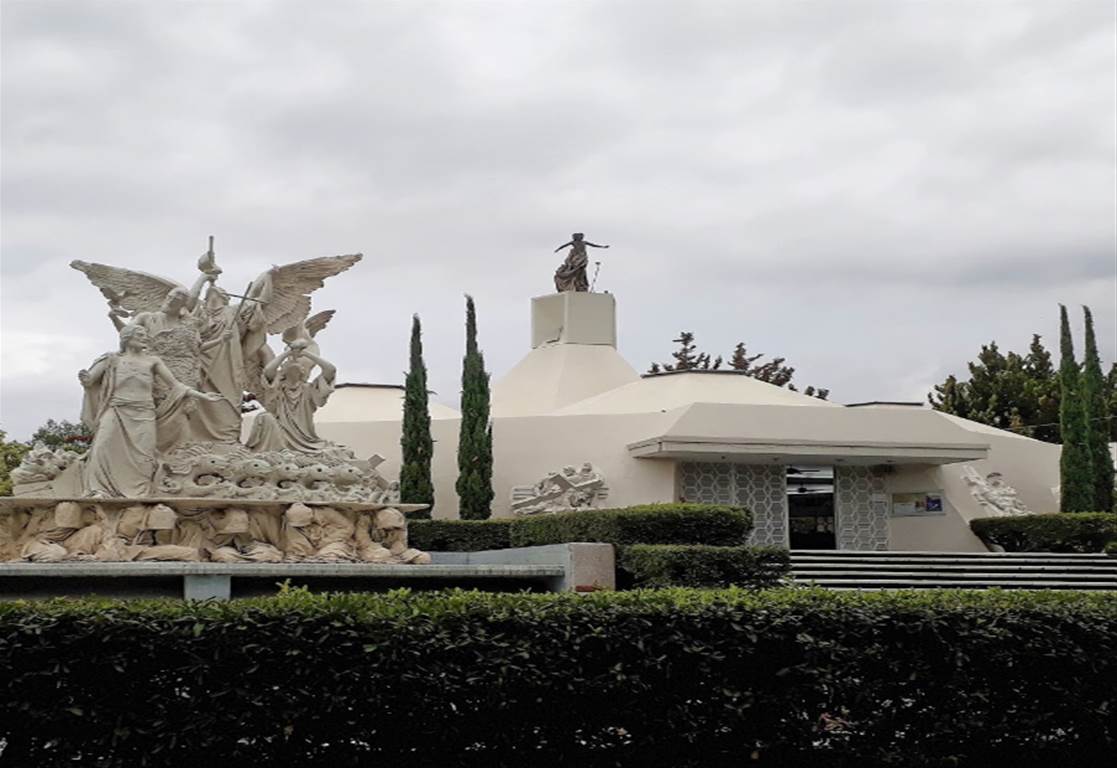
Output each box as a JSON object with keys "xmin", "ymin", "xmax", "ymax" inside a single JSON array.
[
  {"xmin": 553, "ymin": 232, "xmax": 609, "ymax": 293},
  {"xmin": 79, "ymin": 324, "xmax": 223, "ymax": 497}
]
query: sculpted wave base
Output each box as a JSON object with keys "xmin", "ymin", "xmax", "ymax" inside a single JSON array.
[{"xmin": 0, "ymin": 497, "xmax": 431, "ymax": 565}]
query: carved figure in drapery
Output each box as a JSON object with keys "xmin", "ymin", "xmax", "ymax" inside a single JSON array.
[
  {"xmin": 552, "ymin": 233, "xmax": 609, "ymax": 292},
  {"xmin": 355, "ymin": 507, "xmax": 431, "ymax": 564},
  {"xmin": 78, "ymin": 325, "xmax": 223, "ymax": 498},
  {"xmin": 247, "ymin": 341, "xmax": 336, "ymax": 453}
]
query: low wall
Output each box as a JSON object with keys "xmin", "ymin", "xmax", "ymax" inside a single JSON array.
[{"xmin": 0, "ymin": 543, "xmax": 615, "ymax": 600}]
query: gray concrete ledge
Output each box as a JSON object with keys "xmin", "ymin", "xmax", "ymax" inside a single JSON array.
[
  {"xmin": 432, "ymin": 543, "xmax": 615, "ymax": 592},
  {"xmin": 0, "ymin": 562, "xmax": 562, "ymax": 579},
  {"xmin": 0, "ymin": 543, "xmax": 614, "ymax": 600}
]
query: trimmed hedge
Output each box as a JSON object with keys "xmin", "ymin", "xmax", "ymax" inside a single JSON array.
[
  {"xmin": 510, "ymin": 503, "xmax": 751, "ymax": 548},
  {"xmin": 1, "ymin": 589, "xmax": 1114, "ymax": 766},
  {"xmin": 971, "ymin": 512, "xmax": 1117, "ymax": 552},
  {"xmin": 617, "ymin": 545, "xmax": 789, "ymax": 589},
  {"xmin": 407, "ymin": 518, "xmax": 513, "ymax": 552}
]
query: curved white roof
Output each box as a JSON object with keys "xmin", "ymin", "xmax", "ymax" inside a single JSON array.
[
  {"xmin": 553, "ymin": 371, "xmax": 840, "ymax": 416},
  {"xmin": 492, "ymin": 342, "xmax": 640, "ymax": 417},
  {"xmin": 315, "ymin": 383, "xmax": 459, "ymax": 423}
]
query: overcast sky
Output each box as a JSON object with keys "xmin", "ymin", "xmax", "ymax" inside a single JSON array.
[{"xmin": 2, "ymin": 0, "xmax": 1115, "ymax": 440}]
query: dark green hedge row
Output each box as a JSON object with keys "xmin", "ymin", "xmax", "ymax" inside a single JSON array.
[
  {"xmin": 617, "ymin": 545, "xmax": 789, "ymax": 589},
  {"xmin": 2, "ymin": 589, "xmax": 1114, "ymax": 767},
  {"xmin": 509, "ymin": 503, "xmax": 751, "ymax": 547},
  {"xmin": 408, "ymin": 518, "xmax": 513, "ymax": 551},
  {"xmin": 971, "ymin": 512, "xmax": 1117, "ymax": 552},
  {"xmin": 408, "ymin": 504, "xmax": 751, "ymax": 553}
]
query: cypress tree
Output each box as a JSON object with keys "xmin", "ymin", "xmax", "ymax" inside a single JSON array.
[
  {"xmin": 456, "ymin": 295, "xmax": 493, "ymax": 519},
  {"xmin": 399, "ymin": 314, "xmax": 434, "ymax": 518},
  {"xmin": 1081, "ymin": 306, "xmax": 1114, "ymax": 511},
  {"xmin": 1058, "ymin": 305, "xmax": 1093, "ymax": 512}
]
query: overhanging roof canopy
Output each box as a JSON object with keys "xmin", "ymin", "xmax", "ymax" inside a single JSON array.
[{"xmin": 627, "ymin": 403, "xmax": 989, "ymax": 465}]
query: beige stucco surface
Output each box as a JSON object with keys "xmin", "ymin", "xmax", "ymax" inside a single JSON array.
[
  {"xmin": 315, "ymin": 384, "xmax": 460, "ymax": 423},
  {"xmin": 491, "ymin": 343, "xmax": 639, "ymax": 417},
  {"xmin": 554, "ymin": 370, "xmax": 840, "ymax": 415}
]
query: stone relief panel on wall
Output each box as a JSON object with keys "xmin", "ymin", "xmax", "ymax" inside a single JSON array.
[
  {"xmin": 962, "ymin": 466, "xmax": 1032, "ymax": 517},
  {"xmin": 511, "ymin": 464, "xmax": 608, "ymax": 516}
]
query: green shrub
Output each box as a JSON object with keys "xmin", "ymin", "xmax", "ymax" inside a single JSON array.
[
  {"xmin": 408, "ymin": 518, "xmax": 513, "ymax": 551},
  {"xmin": 971, "ymin": 513, "xmax": 1117, "ymax": 552},
  {"xmin": 510, "ymin": 503, "xmax": 751, "ymax": 548},
  {"xmin": 2, "ymin": 589, "xmax": 1114, "ymax": 766},
  {"xmin": 617, "ymin": 545, "xmax": 789, "ymax": 588},
  {"xmin": 1104, "ymin": 540, "xmax": 1117, "ymax": 555}
]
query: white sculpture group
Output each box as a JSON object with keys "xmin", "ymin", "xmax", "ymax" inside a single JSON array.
[
  {"xmin": 511, "ymin": 463, "xmax": 608, "ymax": 516},
  {"xmin": 5, "ymin": 239, "xmax": 428, "ymax": 565},
  {"xmin": 52, "ymin": 246, "xmax": 364, "ymax": 498}
]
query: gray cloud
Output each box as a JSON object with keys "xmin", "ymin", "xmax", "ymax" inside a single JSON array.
[{"xmin": 2, "ymin": 0, "xmax": 1114, "ymax": 439}]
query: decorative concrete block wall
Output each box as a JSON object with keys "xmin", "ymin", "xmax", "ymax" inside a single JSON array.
[
  {"xmin": 834, "ymin": 466, "xmax": 889, "ymax": 551},
  {"xmin": 678, "ymin": 462, "xmax": 788, "ymax": 547}
]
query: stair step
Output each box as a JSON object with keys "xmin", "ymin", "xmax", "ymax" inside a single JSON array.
[
  {"xmin": 791, "ymin": 550, "xmax": 1113, "ymax": 559},
  {"xmin": 792, "ymin": 570, "xmax": 1117, "ymax": 581},
  {"xmin": 793, "ymin": 579, "xmax": 1117, "ymax": 589},
  {"xmin": 790, "ymin": 558, "xmax": 1112, "ymax": 564},
  {"xmin": 791, "ymin": 564, "xmax": 1117, "ymax": 573},
  {"xmin": 821, "ymin": 584, "xmax": 1117, "ymax": 591}
]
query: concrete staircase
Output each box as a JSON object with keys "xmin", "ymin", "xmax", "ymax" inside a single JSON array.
[{"xmin": 790, "ymin": 550, "xmax": 1117, "ymax": 590}]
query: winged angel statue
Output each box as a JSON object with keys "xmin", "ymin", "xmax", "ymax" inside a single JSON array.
[{"xmin": 70, "ymin": 248, "xmax": 361, "ymax": 456}]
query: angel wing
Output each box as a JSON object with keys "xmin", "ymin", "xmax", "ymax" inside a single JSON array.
[
  {"xmin": 248, "ymin": 254, "xmax": 362, "ymax": 334},
  {"xmin": 71, "ymin": 261, "xmax": 182, "ymax": 314},
  {"xmin": 304, "ymin": 310, "xmax": 335, "ymax": 338},
  {"xmin": 280, "ymin": 310, "xmax": 335, "ymax": 345}
]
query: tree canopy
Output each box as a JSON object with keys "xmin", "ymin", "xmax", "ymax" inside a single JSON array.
[
  {"xmin": 648, "ymin": 332, "xmax": 829, "ymax": 399},
  {"xmin": 929, "ymin": 332, "xmax": 1117, "ymax": 445}
]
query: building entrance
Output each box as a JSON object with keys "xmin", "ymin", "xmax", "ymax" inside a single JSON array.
[{"xmin": 787, "ymin": 466, "xmax": 836, "ymax": 549}]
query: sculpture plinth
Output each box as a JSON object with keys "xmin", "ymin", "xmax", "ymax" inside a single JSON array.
[{"xmin": 1, "ymin": 496, "xmax": 430, "ymax": 565}]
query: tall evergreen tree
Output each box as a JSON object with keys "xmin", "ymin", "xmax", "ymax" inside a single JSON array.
[
  {"xmin": 1081, "ymin": 306, "xmax": 1114, "ymax": 511},
  {"xmin": 1058, "ymin": 305, "xmax": 1093, "ymax": 512},
  {"xmin": 456, "ymin": 295, "xmax": 493, "ymax": 519},
  {"xmin": 399, "ymin": 314, "xmax": 434, "ymax": 518}
]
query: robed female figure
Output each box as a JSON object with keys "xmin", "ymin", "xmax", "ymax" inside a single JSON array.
[{"xmin": 79, "ymin": 324, "xmax": 222, "ymax": 498}]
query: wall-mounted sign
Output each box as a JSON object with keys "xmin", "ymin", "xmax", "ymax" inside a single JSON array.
[{"xmin": 891, "ymin": 491, "xmax": 945, "ymax": 517}]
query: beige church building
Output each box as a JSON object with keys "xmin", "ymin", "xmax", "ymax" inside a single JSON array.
[{"xmin": 314, "ymin": 292, "xmax": 1061, "ymax": 552}]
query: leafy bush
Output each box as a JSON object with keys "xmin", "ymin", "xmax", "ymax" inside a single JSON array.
[
  {"xmin": 510, "ymin": 503, "xmax": 751, "ymax": 548},
  {"xmin": 408, "ymin": 518, "xmax": 513, "ymax": 551},
  {"xmin": 617, "ymin": 545, "xmax": 789, "ymax": 588},
  {"xmin": 971, "ymin": 513, "xmax": 1117, "ymax": 552},
  {"xmin": 1, "ymin": 589, "xmax": 1114, "ymax": 766}
]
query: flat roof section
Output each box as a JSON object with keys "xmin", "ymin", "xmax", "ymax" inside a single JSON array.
[{"xmin": 627, "ymin": 402, "xmax": 989, "ymax": 465}]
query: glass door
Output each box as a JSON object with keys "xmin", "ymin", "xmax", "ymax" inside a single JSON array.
[{"xmin": 787, "ymin": 466, "xmax": 836, "ymax": 549}]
